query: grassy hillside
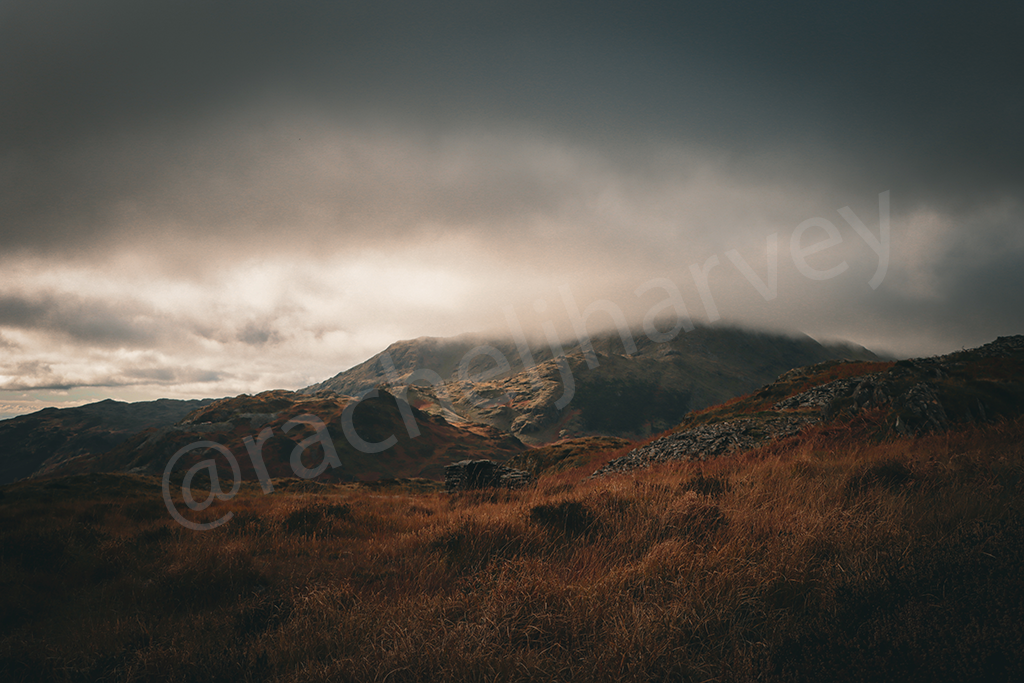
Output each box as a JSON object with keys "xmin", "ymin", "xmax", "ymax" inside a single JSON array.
[
  {"xmin": 2, "ymin": 414, "xmax": 1022, "ymax": 682},
  {"xmin": 52, "ymin": 389, "xmax": 525, "ymax": 483}
]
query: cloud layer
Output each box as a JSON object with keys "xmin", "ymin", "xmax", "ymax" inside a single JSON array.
[{"xmin": 1, "ymin": 1, "xmax": 1022, "ymax": 415}]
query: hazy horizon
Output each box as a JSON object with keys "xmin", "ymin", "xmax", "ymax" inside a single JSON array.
[{"xmin": 2, "ymin": 1, "xmax": 1022, "ymax": 419}]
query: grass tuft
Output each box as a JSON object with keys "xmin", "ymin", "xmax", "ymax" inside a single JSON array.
[{"xmin": 529, "ymin": 499, "xmax": 598, "ymax": 537}]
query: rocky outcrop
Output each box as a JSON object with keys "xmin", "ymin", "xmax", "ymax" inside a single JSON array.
[
  {"xmin": 592, "ymin": 416, "xmax": 816, "ymax": 477},
  {"xmin": 962, "ymin": 335, "xmax": 1024, "ymax": 358},
  {"xmin": 778, "ymin": 364, "xmax": 965, "ymax": 434},
  {"xmin": 774, "ymin": 376, "xmax": 872, "ymax": 411},
  {"xmin": 444, "ymin": 459, "xmax": 533, "ymax": 492},
  {"xmin": 892, "ymin": 382, "xmax": 949, "ymax": 435}
]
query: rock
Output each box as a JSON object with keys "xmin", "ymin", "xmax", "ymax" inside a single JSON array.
[
  {"xmin": 444, "ymin": 459, "xmax": 533, "ymax": 492},
  {"xmin": 774, "ymin": 377, "xmax": 865, "ymax": 411},
  {"xmin": 591, "ymin": 415, "xmax": 816, "ymax": 478},
  {"xmin": 891, "ymin": 382, "xmax": 949, "ymax": 435},
  {"xmin": 510, "ymin": 415, "xmax": 543, "ymax": 435}
]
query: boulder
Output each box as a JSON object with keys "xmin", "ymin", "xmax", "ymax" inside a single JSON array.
[{"xmin": 444, "ymin": 459, "xmax": 533, "ymax": 492}]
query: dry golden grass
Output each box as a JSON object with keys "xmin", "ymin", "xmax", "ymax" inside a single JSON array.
[{"xmin": 2, "ymin": 416, "xmax": 1023, "ymax": 682}]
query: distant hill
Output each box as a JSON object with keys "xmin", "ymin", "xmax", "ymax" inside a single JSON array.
[
  {"xmin": 0, "ymin": 398, "xmax": 215, "ymax": 485},
  {"xmin": 303, "ymin": 325, "xmax": 882, "ymax": 444}
]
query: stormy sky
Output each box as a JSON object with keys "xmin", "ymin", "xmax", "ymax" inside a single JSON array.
[{"xmin": 1, "ymin": 1, "xmax": 1022, "ymax": 418}]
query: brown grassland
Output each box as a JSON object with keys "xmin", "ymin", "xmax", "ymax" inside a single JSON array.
[{"xmin": 2, "ymin": 414, "xmax": 1024, "ymax": 682}]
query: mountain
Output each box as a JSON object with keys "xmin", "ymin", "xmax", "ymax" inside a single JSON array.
[
  {"xmin": 0, "ymin": 325, "xmax": 881, "ymax": 485},
  {"xmin": 0, "ymin": 398, "xmax": 215, "ymax": 485},
  {"xmin": 303, "ymin": 325, "xmax": 881, "ymax": 444}
]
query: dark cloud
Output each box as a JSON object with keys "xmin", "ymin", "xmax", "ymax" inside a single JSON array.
[
  {"xmin": 0, "ymin": 121, "xmax": 586, "ymax": 257},
  {"xmin": 0, "ymin": 360, "xmax": 224, "ymax": 392},
  {"xmin": 1, "ymin": 0, "xmax": 1023, "ymax": 400},
  {"xmin": 2, "ymin": 1, "xmax": 1021, "ymax": 251},
  {"xmin": 0, "ymin": 293, "xmax": 161, "ymax": 346},
  {"xmin": 931, "ymin": 232, "xmax": 1024, "ymax": 345},
  {"xmin": 237, "ymin": 321, "xmax": 281, "ymax": 347}
]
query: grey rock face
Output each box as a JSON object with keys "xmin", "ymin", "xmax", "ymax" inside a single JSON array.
[
  {"xmin": 892, "ymin": 382, "xmax": 949, "ymax": 435},
  {"xmin": 592, "ymin": 416, "xmax": 816, "ymax": 478}
]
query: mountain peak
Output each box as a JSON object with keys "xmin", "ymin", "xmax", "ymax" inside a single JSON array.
[{"xmin": 303, "ymin": 324, "xmax": 881, "ymax": 444}]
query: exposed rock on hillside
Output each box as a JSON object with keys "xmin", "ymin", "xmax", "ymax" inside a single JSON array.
[{"xmin": 594, "ymin": 416, "xmax": 816, "ymax": 477}]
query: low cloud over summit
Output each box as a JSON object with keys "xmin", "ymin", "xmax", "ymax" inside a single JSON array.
[{"xmin": 1, "ymin": 1, "xmax": 1022, "ymax": 416}]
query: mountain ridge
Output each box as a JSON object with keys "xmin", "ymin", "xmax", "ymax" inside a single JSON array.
[
  {"xmin": 31, "ymin": 389, "xmax": 526, "ymax": 484},
  {"xmin": 0, "ymin": 325, "xmax": 883, "ymax": 484},
  {"xmin": 303, "ymin": 324, "xmax": 882, "ymax": 444}
]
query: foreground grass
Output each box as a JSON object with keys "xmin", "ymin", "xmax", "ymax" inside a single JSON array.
[{"xmin": 2, "ymin": 417, "xmax": 1023, "ymax": 682}]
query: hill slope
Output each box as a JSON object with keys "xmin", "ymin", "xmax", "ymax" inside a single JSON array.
[
  {"xmin": 595, "ymin": 335, "xmax": 1024, "ymax": 477},
  {"xmin": 47, "ymin": 389, "xmax": 525, "ymax": 483},
  {"xmin": 0, "ymin": 325, "xmax": 881, "ymax": 485}
]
